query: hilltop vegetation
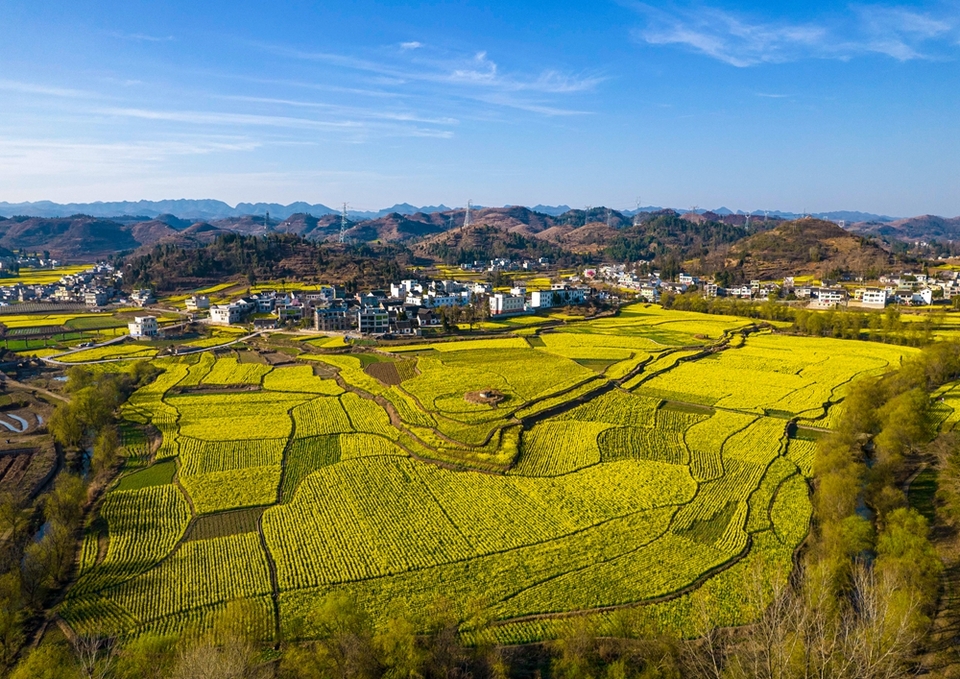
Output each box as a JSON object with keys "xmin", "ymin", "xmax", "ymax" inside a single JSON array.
[
  {"xmin": 122, "ymin": 233, "xmax": 408, "ymax": 291},
  {"xmin": 721, "ymin": 218, "xmax": 899, "ymax": 280}
]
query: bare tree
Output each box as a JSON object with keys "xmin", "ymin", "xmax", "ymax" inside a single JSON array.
[
  {"xmin": 680, "ymin": 594, "xmax": 727, "ymax": 679},
  {"xmin": 71, "ymin": 633, "xmax": 116, "ymax": 679}
]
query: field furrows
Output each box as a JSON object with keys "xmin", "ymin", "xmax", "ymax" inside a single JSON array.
[{"xmin": 58, "ymin": 309, "xmax": 875, "ymax": 641}]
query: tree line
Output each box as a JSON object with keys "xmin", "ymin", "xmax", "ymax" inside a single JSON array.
[
  {"xmin": 1, "ymin": 364, "xmax": 159, "ymax": 674},
  {"xmin": 664, "ymin": 293, "xmax": 938, "ymax": 346}
]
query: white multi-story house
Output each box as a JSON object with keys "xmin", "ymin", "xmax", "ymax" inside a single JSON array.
[
  {"xmin": 912, "ymin": 288, "xmax": 934, "ymax": 306},
  {"xmin": 812, "ymin": 287, "xmax": 847, "ymax": 306},
  {"xmin": 185, "ymin": 295, "xmax": 210, "ymax": 311},
  {"xmin": 210, "ymin": 304, "xmax": 242, "ymax": 325},
  {"xmin": 84, "ymin": 289, "xmax": 108, "ymax": 306},
  {"xmin": 128, "ymin": 316, "xmax": 159, "ymax": 338},
  {"xmin": 131, "ymin": 289, "xmax": 155, "ymax": 307},
  {"xmin": 856, "ymin": 288, "xmax": 888, "ymax": 308},
  {"xmin": 357, "ymin": 307, "xmax": 389, "ymax": 334},
  {"xmin": 489, "ymin": 293, "xmax": 526, "ymax": 316}
]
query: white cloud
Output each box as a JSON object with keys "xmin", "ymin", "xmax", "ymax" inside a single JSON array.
[
  {"xmin": 89, "ymin": 106, "xmax": 455, "ymax": 141},
  {"xmin": 253, "ymin": 41, "xmax": 605, "ymax": 111},
  {"xmin": 400, "ymin": 41, "xmax": 423, "ymax": 50},
  {"xmin": 0, "ymin": 137, "xmax": 260, "ymax": 177},
  {"xmin": 0, "ymin": 79, "xmax": 93, "ymax": 98},
  {"xmin": 107, "ymin": 31, "xmax": 175, "ymax": 42},
  {"xmin": 628, "ymin": 2, "xmax": 960, "ymax": 66}
]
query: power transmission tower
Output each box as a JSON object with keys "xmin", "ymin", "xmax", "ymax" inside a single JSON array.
[
  {"xmin": 339, "ymin": 203, "xmax": 349, "ymax": 243},
  {"xmin": 463, "ymin": 200, "xmax": 472, "ymax": 230},
  {"xmin": 633, "ymin": 196, "xmax": 642, "ymax": 227},
  {"xmin": 265, "ymin": 211, "xmax": 270, "ymax": 232}
]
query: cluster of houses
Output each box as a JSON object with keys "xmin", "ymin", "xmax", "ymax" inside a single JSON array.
[
  {"xmin": 598, "ymin": 265, "xmax": 944, "ymax": 309},
  {"xmin": 0, "ymin": 264, "xmax": 121, "ymax": 307},
  {"xmin": 180, "ymin": 275, "xmax": 593, "ymax": 337},
  {"xmin": 458, "ymin": 257, "xmax": 553, "ymax": 273},
  {"xmin": 194, "ymin": 281, "xmax": 472, "ymax": 336},
  {"xmin": 488, "ymin": 284, "xmax": 591, "ymax": 316},
  {"xmin": 0, "ymin": 253, "xmax": 62, "ymax": 275}
]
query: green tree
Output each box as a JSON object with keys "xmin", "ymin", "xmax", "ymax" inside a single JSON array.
[
  {"xmin": 92, "ymin": 426, "xmax": 120, "ymax": 478},
  {"xmin": 374, "ymin": 616, "xmax": 426, "ymax": 679},
  {"xmin": 8, "ymin": 641, "xmax": 82, "ymax": 679},
  {"xmin": 0, "ymin": 571, "xmax": 25, "ymax": 670},
  {"xmin": 48, "ymin": 404, "xmax": 83, "ymax": 448}
]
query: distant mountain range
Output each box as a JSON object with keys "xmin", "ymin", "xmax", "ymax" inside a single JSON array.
[
  {"xmin": 0, "ymin": 199, "xmax": 902, "ymax": 224},
  {"xmin": 0, "ymin": 199, "xmax": 957, "ymax": 263}
]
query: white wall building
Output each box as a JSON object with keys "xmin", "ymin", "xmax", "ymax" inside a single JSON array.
[
  {"xmin": 858, "ymin": 288, "xmax": 887, "ymax": 308},
  {"xmin": 489, "ymin": 293, "xmax": 526, "ymax": 316},
  {"xmin": 185, "ymin": 295, "xmax": 210, "ymax": 311},
  {"xmin": 210, "ymin": 304, "xmax": 242, "ymax": 325},
  {"xmin": 357, "ymin": 307, "xmax": 389, "ymax": 334},
  {"xmin": 128, "ymin": 316, "xmax": 159, "ymax": 338}
]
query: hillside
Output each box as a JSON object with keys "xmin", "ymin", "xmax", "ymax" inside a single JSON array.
[
  {"xmin": 723, "ymin": 218, "xmax": 899, "ymax": 279},
  {"xmin": 414, "ymin": 223, "xmax": 578, "ymax": 264},
  {"xmin": 847, "ymin": 214, "xmax": 960, "ymax": 242},
  {"xmin": 0, "ymin": 215, "xmax": 177, "ymax": 260},
  {"xmin": 123, "ymin": 232, "xmax": 406, "ymax": 291},
  {"xmin": 604, "ymin": 212, "xmax": 749, "ymax": 264}
]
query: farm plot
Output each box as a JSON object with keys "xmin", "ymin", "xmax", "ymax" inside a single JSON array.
[
  {"xmin": 201, "ymin": 355, "xmax": 272, "ymax": 385},
  {"xmin": 637, "ymin": 333, "xmax": 915, "ymax": 417},
  {"xmin": 61, "ymin": 307, "xmax": 844, "ymax": 642}
]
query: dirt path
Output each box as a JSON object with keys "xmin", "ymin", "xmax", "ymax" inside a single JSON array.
[{"xmin": 0, "ymin": 375, "xmax": 69, "ymax": 403}]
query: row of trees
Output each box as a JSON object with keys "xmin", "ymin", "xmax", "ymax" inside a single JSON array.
[
  {"xmin": 664, "ymin": 293, "xmax": 939, "ymax": 346},
  {"xmin": 1, "ymin": 364, "xmax": 158, "ymax": 673}
]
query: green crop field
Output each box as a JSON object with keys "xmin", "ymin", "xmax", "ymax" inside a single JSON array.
[{"xmin": 58, "ymin": 303, "xmax": 919, "ymax": 645}]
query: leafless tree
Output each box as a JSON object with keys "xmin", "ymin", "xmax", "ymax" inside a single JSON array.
[{"xmin": 71, "ymin": 633, "xmax": 116, "ymax": 679}]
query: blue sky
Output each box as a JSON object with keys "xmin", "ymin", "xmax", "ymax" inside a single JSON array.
[{"xmin": 2, "ymin": 0, "xmax": 959, "ymax": 215}]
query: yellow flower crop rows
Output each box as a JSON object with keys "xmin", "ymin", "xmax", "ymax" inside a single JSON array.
[
  {"xmin": 58, "ymin": 344, "xmax": 158, "ymax": 362},
  {"xmin": 263, "ymin": 365, "xmax": 343, "ymax": 395},
  {"xmin": 511, "ymin": 421, "xmax": 608, "ymax": 476},
  {"xmin": 201, "ymin": 356, "xmax": 272, "ymax": 385},
  {"xmin": 64, "ymin": 304, "xmax": 900, "ymax": 642}
]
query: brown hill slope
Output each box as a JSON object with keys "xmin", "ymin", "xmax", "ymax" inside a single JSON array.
[
  {"xmin": 413, "ymin": 223, "xmax": 575, "ymax": 264},
  {"xmin": 847, "ymin": 215, "xmax": 960, "ymax": 242},
  {"xmin": 724, "ymin": 218, "xmax": 897, "ymax": 278},
  {"xmin": 0, "ymin": 216, "xmax": 176, "ymax": 260}
]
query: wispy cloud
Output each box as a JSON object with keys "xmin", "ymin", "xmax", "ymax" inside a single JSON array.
[
  {"xmin": 107, "ymin": 31, "xmax": 175, "ymax": 42},
  {"xmin": 400, "ymin": 41, "xmax": 423, "ymax": 50},
  {"xmin": 96, "ymin": 107, "xmax": 363, "ymax": 130},
  {"xmin": 0, "ymin": 79, "xmax": 93, "ymax": 98},
  {"xmin": 628, "ymin": 2, "xmax": 960, "ymax": 67},
  {"xmin": 92, "ymin": 106, "xmax": 454, "ymax": 140},
  {"xmin": 0, "ymin": 137, "xmax": 260, "ymax": 177},
  {"xmin": 253, "ymin": 41, "xmax": 604, "ymax": 114},
  {"xmin": 215, "ymin": 94, "xmax": 459, "ymax": 125}
]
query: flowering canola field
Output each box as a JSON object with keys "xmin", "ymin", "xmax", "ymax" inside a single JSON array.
[{"xmin": 60, "ymin": 306, "xmax": 917, "ymax": 642}]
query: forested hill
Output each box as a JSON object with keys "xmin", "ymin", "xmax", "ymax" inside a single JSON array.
[
  {"xmin": 123, "ymin": 233, "xmax": 407, "ymax": 292},
  {"xmin": 603, "ymin": 212, "xmax": 755, "ymax": 264},
  {"xmin": 717, "ymin": 218, "xmax": 904, "ymax": 281}
]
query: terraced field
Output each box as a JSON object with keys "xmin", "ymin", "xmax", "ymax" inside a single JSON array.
[{"xmin": 59, "ymin": 306, "xmax": 917, "ymax": 643}]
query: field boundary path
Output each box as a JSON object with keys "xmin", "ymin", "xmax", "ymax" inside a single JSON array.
[{"xmin": 41, "ymin": 330, "xmax": 266, "ymax": 365}]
